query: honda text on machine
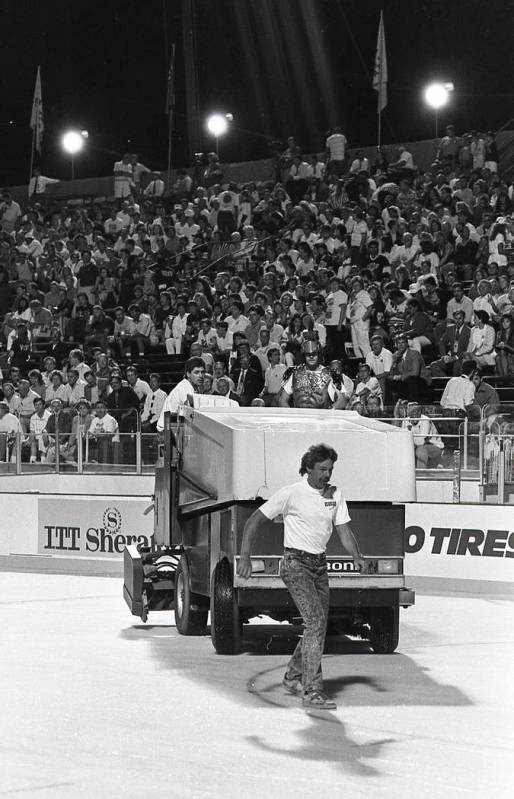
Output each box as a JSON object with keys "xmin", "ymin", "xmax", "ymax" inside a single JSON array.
[{"xmin": 124, "ymin": 402, "xmax": 416, "ymax": 654}]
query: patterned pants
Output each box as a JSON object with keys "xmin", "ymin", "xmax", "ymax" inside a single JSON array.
[{"xmin": 280, "ymin": 548, "xmax": 330, "ymax": 695}]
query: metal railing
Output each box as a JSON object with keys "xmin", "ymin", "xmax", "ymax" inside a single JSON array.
[{"xmin": 479, "ymin": 404, "xmax": 514, "ymax": 503}]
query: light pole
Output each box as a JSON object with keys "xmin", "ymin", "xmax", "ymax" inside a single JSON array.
[
  {"xmin": 423, "ymin": 82, "xmax": 454, "ymax": 138},
  {"xmin": 206, "ymin": 113, "xmax": 232, "ymax": 158},
  {"xmin": 61, "ymin": 129, "xmax": 88, "ymax": 179}
]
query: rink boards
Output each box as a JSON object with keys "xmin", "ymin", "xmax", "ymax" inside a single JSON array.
[{"xmin": 0, "ymin": 480, "xmax": 513, "ymax": 593}]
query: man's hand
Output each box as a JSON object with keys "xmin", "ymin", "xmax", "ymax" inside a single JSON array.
[
  {"xmin": 353, "ymin": 555, "xmax": 368, "ymax": 573},
  {"xmin": 237, "ymin": 556, "xmax": 252, "ymax": 580}
]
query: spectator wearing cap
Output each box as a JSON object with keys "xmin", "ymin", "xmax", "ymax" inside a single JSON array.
[
  {"xmin": 0, "ymin": 400, "xmax": 22, "ymax": 463},
  {"xmin": 143, "ymin": 172, "xmax": 165, "ymax": 197}
]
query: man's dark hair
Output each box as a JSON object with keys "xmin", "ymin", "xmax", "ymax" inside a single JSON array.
[
  {"xmin": 149, "ymin": 372, "xmax": 161, "ymax": 382},
  {"xmin": 299, "ymin": 444, "xmax": 338, "ymax": 475},
  {"xmin": 185, "ymin": 357, "xmax": 205, "ymax": 375},
  {"xmin": 462, "ymin": 361, "xmax": 475, "ymax": 377}
]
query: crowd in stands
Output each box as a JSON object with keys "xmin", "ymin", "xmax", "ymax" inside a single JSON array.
[{"xmin": 1, "ymin": 126, "xmax": 514, "ymax": 466}]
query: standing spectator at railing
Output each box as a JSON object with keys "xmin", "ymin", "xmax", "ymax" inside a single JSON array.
[
  {"xmin": 437, "ymin": 125, "xmax": 461, "ymax": 171},
  {"xmin": 1, "ymin": 192, "xmax": 21, "ymax": 233},
  {"xmin": 470, "ymin": 132, "xmax": 486, "ymax": 170},
  {"xmin": 325, "ymin": 126, "xmax": 347, "ymax": 177},
  {"xmin": 28, "ymin": 396, "xmax": 50, "ymax": 463},
  {"xmin": 67, "ymin": 398, "xmax": 94, "ymax": 463},
  {"xmin": 113, "ymin": 154, "xmax": 134, "ymax": 199},
  {"xmin": 0, "ymin": 400, "xmax": 22, "ymax": 462},
  {"xmin": 28, "ymin": 168, "xmax": 60, "ymax": 198},
  {"xmin": 130, "ymin": 154, "xmax": 151, "ymax": 196}
]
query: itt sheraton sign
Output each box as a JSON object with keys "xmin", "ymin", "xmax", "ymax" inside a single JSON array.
[{"xmin": 38, "ymin": 498, "xmax": 153, "ymax": 559}]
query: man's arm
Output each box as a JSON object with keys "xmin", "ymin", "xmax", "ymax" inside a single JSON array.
[
  {"xmin": 334, "ymin": 523, "xmax": 366, "ymax": 572},
  {"xmin": 237, "ymin": 509, "xmax": 268, "ymax": 578}
]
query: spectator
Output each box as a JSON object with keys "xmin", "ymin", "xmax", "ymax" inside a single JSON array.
[
  {"xmin": 141, "ymin": 373, "xmax": 167, "ymax": 432},
  {"xmin": 471, "ymin": 369, "xmax": 500, "ymax": 412},
  {"xmin": 43, "ymin": 398, "xmax": 73, "ymax": 464},
  {"xmin": 354, "ymin": 362, "xmax": 383, "ymax": 407},
  {"xmin": 465, "ymin": 310, "xmax": 496, "ymax": 368},
  {"xmin": 113, "ymin": 154, "xmax": 134, "ymax": 199},
  {"xmin": 386, "ymin": 334, "xmax": 429, "ymax": 403},
  {"xmin": 260, "ymin": 347, "xmax": 286, "ymax": 406},
  {"xmin": 403, "ymin": 299, "xmax": 435, "ymax": 353},
  {"xmin": 230, "ymin": 351, "xmax": 264, "ymax": 406},
  {"xmin": 431, "ymin": 309, "xmax": 471, "ymax": 377},
  {"xmin": 0, "ymin": 400, "xmax": 22, "ymax": 462},
  {"xmin": 440, "ymin": 360, "xmax": 476, "ymax": 413},
  {"xmin": 87, "ymin": 400, "xmax": 120, "ymax": 464},
  {"xmin": 28, "ymin": 396, "xmax": 51, "ymax": 463},
  {"xmin": 495, "ymin": 314, "xmax": 514, "ymax": 377},
  {"xmin": 325, "ymin": 126, "xmax": 348, "ymax": 177},
  {"xmin": 402, "ymin": 402, "xmax": 444, "ymax": 468}
]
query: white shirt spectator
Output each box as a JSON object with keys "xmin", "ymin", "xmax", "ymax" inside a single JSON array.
[
  {"xmin": 141, "ymin": 388, "xmax": 167, "ymax": 424},
  {"xmin": 325, "ymin": 132, "xmax": 347, "ymax": 162},
  {"xmin": 325, "ymin": 290, "xmax": 348, "ymax": 327},
  {"xmin": 441, "ymin": 375, "xmax": 475, "ymax": 411},
  {"xmin": 88, "ymin": 413, "xmax": 120, "ymax": 439},
  {"xmin": 263, "ymin": 363, "xmax": 287, "ymax": 394},
  {"xmin": 157, "ymin": 378, "xmax": 197, "ymax": 430},
  {"xmin": 366, "ymin": 347, "xmax": 393, "ymax": 376}
]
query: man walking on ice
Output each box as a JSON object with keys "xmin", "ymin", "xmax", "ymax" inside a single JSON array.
[{"xmin": 237, "ymin": 444, "xmax": 366, "ymax": 710}]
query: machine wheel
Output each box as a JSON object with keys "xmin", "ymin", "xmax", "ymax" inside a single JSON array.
[
  {"xmin": 174, "ymin": 556, "xmax": 208, "ymax": 635},
  {"xmin": 369, "ymin": 606, "xmax": 399, "ymax": 654},
  {"xmin": 210, "ymin": 559, "xmax": 242, "ymax": 655}
]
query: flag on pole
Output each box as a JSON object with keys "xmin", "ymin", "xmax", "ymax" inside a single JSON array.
[
  {"xmin": 165, "ymin": 44, "xmax": 176, "ymax": 116},
  {"xmin": 372, "ymin": 12, "xmax": 388, "ymax": 113},
  {"xmin": 30, "ymin": 66, "xmax": 44, "ymax": 154}
]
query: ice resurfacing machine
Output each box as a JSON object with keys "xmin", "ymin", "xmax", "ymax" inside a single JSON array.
[{"xmin": 124, "ymin": 405, "xmax": 416, "ymax": 654}]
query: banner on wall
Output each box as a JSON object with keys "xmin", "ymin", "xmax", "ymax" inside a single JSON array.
[
  {"xmin": 404, "ymin": 504, "xmax": 514, "ymax": 583},
  {"xmin": 38, "ymin": 497, "xmax": 153, "ymax": 559}
]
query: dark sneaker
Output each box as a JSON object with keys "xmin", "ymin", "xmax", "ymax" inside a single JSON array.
[
  {"xmin": 282, "ymin": 674, "xmax": 302, "ymax": 695},
  {"xmin": 302, "ymin": 691, "xmax": 337, "ymax": 710}
]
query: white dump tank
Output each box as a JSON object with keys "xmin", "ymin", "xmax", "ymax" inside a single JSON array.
[{"xmin": 180, "ymin": 407, "xmax": 416, "ymax": 504}]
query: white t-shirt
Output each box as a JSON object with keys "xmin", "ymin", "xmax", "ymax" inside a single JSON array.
[
  {"xmin": 325, "ymin": 289, "xmax": 348, "ymax": 326},
  {"xmin": 366, "ymin": 347, "xmax": 393, "ymax": 376},
  {"xmin": 259, "ymin": 476, "xmax": 351, "ymax": 553},
  {"xmin": 326, "ymin": 133, "xmax": 347, "ymax": 161},
  {"xmin": 157, "ymin": 378, "xmax": 196, "ymax": 430}
]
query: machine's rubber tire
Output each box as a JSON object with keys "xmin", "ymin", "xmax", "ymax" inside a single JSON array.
[
  {"xmin": 369, "ymin": 606, "xmax": 399, "ymax": 654},
  {"xmin": 210, "ymin": 559, "xmax": 242, "ymax": 655},
  {"xmin": 174, "ymin": 556, "xmax": 208, "ymax": 636}
]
